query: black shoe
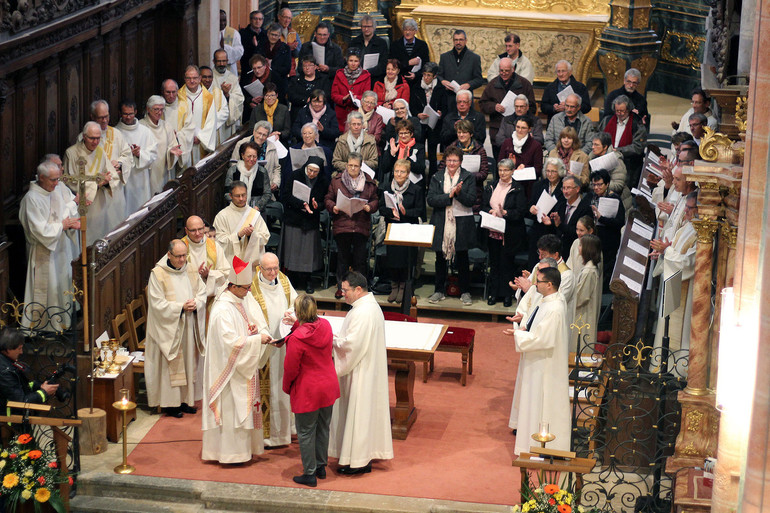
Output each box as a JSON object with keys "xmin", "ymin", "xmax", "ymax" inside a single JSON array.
[
  {"xmin": 503, "ymin": 296, "xmax": 513, "ymax": 308},
  {"xmin": 512, "ymin": 429, "xmax": 517, "ymax": 436},
  {"xmin": 165, "ymin": 407, "xmax": 182, "ymax": 418},
  {"xmin": 180, "ymin": 403, "xmax": 197, "ymax": 414},
  {"xmin": 315, "ymin": 465, "xmax": 327, "ymax": 479},
  {"xmin": 306, "ymin": 283, "xmax": 315, "ymax": 294},
  {"xmin": 337, "ymin": 462, "xmax": 372, "ymax": 475},
  {"xmin": 487, "ymin": 296, "xmax": 497, "ymax": 306},
  {"xmin": 293, "ymin": 474, "xmax": 317, "ymax": 487}
]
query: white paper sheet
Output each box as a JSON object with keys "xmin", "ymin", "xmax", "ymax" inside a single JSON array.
[
  {"xmin": 480, "ymin": 211, "xmax": 506, "ymax": 233},
  {"xmin": 627, "ymin": 238, "xmax": 649, "ymax": 257},
  {"xmin": 647, "ymin": 151, "xmax": 660, "ymax": 165},
  {"xmin": 597, "ymin": 197, "xmax": 619, "ymax": 218},
  {"xmin": 500, "ymin": 90, "xmax": 518, "ymax": 116},
  {"xmin": 361, "ymin": 162, "xmax": 375, "ymax": 179},
  {"xmin": 452, "ymin": 199, "xmax": 473, "ymax": 217},
  {"xmin": 363, "ymin": 53, "xmax": 379, "ymax": 71},
  {"xmin": 409, "ymin": 172, "xmax": 423, "ymax": 184},
  {"xmin": 384, "ymin": 191, "xmax": 399, "ymax": 210},
  {"xmin": 623, "ymin": 255, "xmax": 647, "ymax": 276},
  {"xmin": 126, "ymin": 207, "xmax": 149, "ymax": 223},
  {"xmin": 421, "ymin": 104, "xmax": 441, "ymax": 129},
  {"xmin": 268, "ymin": 135, "xmax": 288, "ymax": 159},
  {"xmin": 411, "ymin": 57, "xmax": 422, "ymax": 74},
  {"xmin": 243, "ymin": 79, "xmax": 264, "ymax": 99},
  {"xmin": 289, "ymin": 147, "xmax": 327, "ymax": 170},
  {"xmin": 631, "ymin": 219, "xmax": 654, "ymax": 239},
  {"xmin": 663, "ymin": 270, "xmax": 683, "ymax": 317},
  {"xmin": 376, "ymin": 105, "xmax": 396, "ymax": 125},
  {"xmin": 462, "ymin": 154, "xmax": 481, "ymax": 174},
  {"xmin": 534, "ymin": 190, "xmax": 558, "ymax": 223},
  {"xmin": 631, "ymin": 187, "xmax": 653, "ymax": 201},
  {"xmin": 385, "ymin": 223, "xmax": 435, "ymax": 245},
  {"xmin": 619, "ymin": 273, "xmax": 642, "ymax": 294},
  {"xmin": 311, "ymin": 42, "xmax": 325, "ymax": 66},
  {"xmin": 589, "ymin": 152, "xmax": 618, "ymax": 171},
  {"xmin": 513, "ymin": 167, "xmax": 536, "ymax": 181},
  {"xmin": 322, "ymin": 314, "xmax": 445, "ymax": 351},
  {"xmin": 569, "ymin": 160, "xmax": 584, "ymax": 177},
  {"xmin": 645, "ymin": 163, "xmax": 663, "ymax": 177},
  {"xmin": 449, "ymin": 80, "xmax": 462, "ymax": 93},
  {"xmin": 349, "ymin": 91, "xmax": 361, "ymax": 108},
  {"xmin": 143, "ymin": 188, "xmax": 175, "ymax": 209},
  {"xmin": 335, "ymin": 189, "xmax": 367, "ymax": 217},
  {"xmin": 292, "ymin": 180, "xmax": 311, "ymax": 203},
  {"xmin": 556, "ymin": 85, "xmax": 575, "ymax": 103},
  {"xmin": 104, "ymin": 223, "xmax": 130, "ymax": 239}
]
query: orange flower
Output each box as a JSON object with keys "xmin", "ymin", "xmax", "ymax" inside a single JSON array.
[
  {"xmin": 558, "ymin": 505, "xmax": 572, "ymax": 513},
  {"xmin": 27, "ymin": 450, "xmax": 42, "ymax": 460},
  {"xmin": 48, "ymin": 462, "xmax": 58, "ymax": 469},
  {"xmin": 2, "ymin": 473, "xmax": 19, "ymax": 488},
  {"xmin": 544, "ymin": 484, "xmax": 560, "ymax": 495},
  {"xmin": 17, "ymin": 434, "xmax": 32, "ymax": 445},
  {"xmin": 34, "ymin": 488, "xmax": 50, "ymax": 503}
]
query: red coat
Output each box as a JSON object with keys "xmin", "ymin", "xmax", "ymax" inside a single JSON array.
[
  {"xmin": 373, "ymin": 79, "xmax": 410, "ymax": 108},
  {"xmin": 331, "ymin": 69, "xmax": 372, "ymax": 132},
  {"xmin": 282, "ymin": 318, "xmax": 340, "ymax": 414}
]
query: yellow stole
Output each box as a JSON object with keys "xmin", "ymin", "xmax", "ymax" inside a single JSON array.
[
  {"xmin": 102, "ymin": 127, "xmax": 115, "ymax": 160},
  {"xmin": 177, "ymin": 86, "xmax": 214, "ymax": 129},
  {"xmin": 224, "ymin": 26, "xmax": 236, "ymax": 47},
  {"xmin": 250, "ymin": 268, "xmax": 292, "ymax": 321},
  {"xmin": 182, "ymin": 236, "xmax": 218, "ymax": 268}
]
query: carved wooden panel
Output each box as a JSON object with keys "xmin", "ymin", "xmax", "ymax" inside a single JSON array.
[
  {"xmin": 119, "ymin": 248, "xmax": 139, "ymax": 309},
  {"xmin": 0, "ymin": 241, "xmax": 9, "ymax": 305},
  {"xmin": 86, "ymin": 38, "xmax": 105, "ymax": 116},
  {"xmin": 122, "ymin": 21, "xmax": 138, "ymax": 108},
  {"xmin": 104, "ymin": 30, "xmax": 122, "ymax": 123},
  {"xmin": 137, "ymin": 17, "xmax": 157, "ymax": 106},
  {"xmin": 62, "ymin": 50, "xmax": 83, "ymax": 147},
  {"xmin": 95, "ymin": 265, "xmax": 118, "ymax": 337},
  {"xmin": 18, "ymin": 70, "xmax": 40, "ymax": 188},
  {"xmin": 0, "ymin": 84, "xmax": 15, "ymax": 207},
  {"xmin": 41, "ymin": 62, "xmax": 61, "ymax": 155}
]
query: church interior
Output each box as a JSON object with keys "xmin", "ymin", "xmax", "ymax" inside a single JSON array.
[{"xmin": 0, "ymin": 0, "xmax": 769, "ymax": 511}]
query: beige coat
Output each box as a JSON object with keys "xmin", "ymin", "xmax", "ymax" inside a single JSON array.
[{"xmin": 332, "ymin": 132, "xmax": 379, "ymax": 174}]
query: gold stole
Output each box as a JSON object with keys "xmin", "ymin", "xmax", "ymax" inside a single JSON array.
[
  {"xmin": 224, "ymin": 26, "xmax": 236, "ymax": 47},
  {"xmin": 103, "ymin": 127, "xmax": 115, "ymax": 161},
  {"xmin": 182, "ymin": 236, "xmax": 218, "ymax": 268},
  {"xmin": 250, "ymin": 269, "xmax": 292, "ymax": 438}
]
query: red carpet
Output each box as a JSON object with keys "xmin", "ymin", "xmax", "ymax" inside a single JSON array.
[{"xmin": 127, "ymin": 313, "xmax": 522, "ymax": 506}]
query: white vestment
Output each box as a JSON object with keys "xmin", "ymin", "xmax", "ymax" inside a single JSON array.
[
  {"xmin": 213, "ymin": 68, "xmax": 244, "ymax": 140},
  {"xmin": 19, "ymin": 182, "xmax": 80, "ymax": 330},
  {"xmin": 572, "ymin": 261, "xmax": 601, "ymax": 352},
  {"xmin": 116, "ymin": 120, "xmax": 158, "ymax": 215},
  {"xmin": 213, "ymin": 203, "xmax": 270, "ymax": 266},
  {"xmin": 251, "ymin": 271, "xmax": 298, "ymax": 446},
  {"xmin": 510, "ymin": 292, "xmax": 571, "ymax": 455},
  {"xmin": 183, "ymin": 236, "xmax": 230, "ymax": 299},
  {"xmin": 520, "ymin": 261, "xmax": 574, "ymax": 324},
  {"xmin": 163, "ymin": 99, "xmax": 196, "ymax": 170},
  {"xmin": 566, "ymin": 238, "xmax": 603, "ymax": 292},
  {"xmin": 178, "ymin": 85, "xmax": 217, "ymax": 166},
  {"xmin": 209, "ymin": 85, "xmax": 231, "ymax": 146},
  {"xmin": 63, "ymin": 140, "xmax": 120, "ymax": 245},
  {"xmin": 329, "ymin": 293, "xmax": 394, "ymax": 467},
  {"xmin": 202, "ymin": 290, "xmax": 272, "ymax": 463},
  {"xmin": 140, "ymin": 115, "xmax": 179, "ymax": 193},
  {"xmin": 145, "ymin": 256, "xmax": 206, "ymax": 408},
  {"xmin": 221, "ymin": 27, "xmax": 244, "ymax": 75}
]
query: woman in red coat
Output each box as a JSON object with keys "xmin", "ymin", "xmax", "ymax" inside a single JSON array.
[
  {"xmin": 331, "ymin": 48, "xmax": 372, "ymax": 132},
  {"xmin": 283, "ymin": 294, "xmax": 340, "ymax": 487},
  {"xmin": 373, "ymin": 59, "xmax": 410, "ymax": 110}
]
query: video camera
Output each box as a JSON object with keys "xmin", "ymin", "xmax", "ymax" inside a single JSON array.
[{"xmin": 44, "ymin": 364, "xmax": 76, "ymax": 402}]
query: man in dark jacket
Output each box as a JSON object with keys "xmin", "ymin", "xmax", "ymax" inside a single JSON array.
[
  {"xmin": 298, "ymin": 22, "xmax": 345, "ymax": 81},
  {"xmin": 239, "ymin": 10, "xmax": 268, "ymax": 74},
  {"xmin": 437, "ymin": 29, "xmax": 485, "ymax": 113},
  {"xmin": 599, "ymin": 95, "xmax": 648, "ymax": 187},
  {"xmin": 603, "ymin": 68, "xmax": 649, "ymax": 130},
  {"xmin": 389, "ymin": 18, "xmax": 430, "ymax": 88},
  {"xmin": 0, "ymin": 329, "xmax": 58, "ymax": 410},
  {"xmin": 348, "ymin": 15, "xmax": 389, "ymax": 86},
  {"xmin": 540, "ymin": 60, "xmax": 592, "ymax": 123},
  {"xmin": 440, "ymin": 90, "xmax": 486, "ymax": 148}
]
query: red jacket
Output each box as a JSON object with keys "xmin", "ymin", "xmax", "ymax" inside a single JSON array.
[
  {"xmin": 373, "ymin": 79, "xmax": 410, "ymax": 108},
  {"xmin": 282, "ymin": 318, "xmax": 340, "ymax": 414},
  {"xmin": 331, "ymin": 69, "xmax": 372, "ymax": 132}
]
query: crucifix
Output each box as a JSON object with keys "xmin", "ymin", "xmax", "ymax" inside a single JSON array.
[{"xmin": 61, "ymin": 157, "xmax": 103, "ymax": 353}]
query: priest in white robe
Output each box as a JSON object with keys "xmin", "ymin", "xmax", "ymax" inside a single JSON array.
[
  {"xmin": 200, "ymin": 66, "xmax": 231, "ymax": 146},
  {"xmin": 219, "ymin": 10, "xmax": 244, "ymax": 76},
  {"xmin": 179, "ymin": 66, "xmax": 217, "ymax": 166},
  {"xmin": 509, "ymin": 257, "xmax": 559, "ymax": 327},
  {"xmin": 213, "ymin": 49, "xmax": 244, "ymax": 141},
  {"xmin": 63, "ymin": 122, "xmax": 121, "ymax": 245},
  {"xmin": 145, "ymin": 239, "xmax": 207, "ymax": 417},
  {"xmin": 213, "ymin": 181, "xmax": 270, "ymax": 267},
  {"xmin": 202, "ymin": 256, "xmax": 273, "ymax": 464},
  {"xmin": 90, "ymin": 99, "xmax": 133, "ymax": 192},
  {"xmin": 162, "ymin": 79, "xmax": 195, "ymax": 170},
  {"xmin": 328, "ymin": 271, "xmax": 393, "ymax": 474},
  {"xmin": 141, "ymin": 95, "xmax": 183, "ymax": 193},
  {"xmin": 19, "ymin": 158, "xmax": 81, "ymax": 331},
  {"xmin": 117, "ymin": 99, "xmax": 158, "ymax": 215},
  {"xmin": 250, "ymin": 252, "xmax": 298, "ymax": 447},
  {"xmin": 504, "ymin": 266, "xmax": 571, "ymax": 456}
]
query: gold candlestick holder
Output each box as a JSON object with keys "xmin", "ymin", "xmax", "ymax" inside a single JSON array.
[
  {"xmin": 112, "ymin": 388, "xmax": 136, "ymax": 474},
  {"xmin": 531, "ymin": 422, "xmax": 555, "ymax": 448}
]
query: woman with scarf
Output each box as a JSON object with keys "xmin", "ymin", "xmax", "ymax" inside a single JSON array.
[
  {"xmin": 288, "ymin": 56, "xmax": 332, "ymax": 124},
  {"xmin": 282, "ymin": 156, "xmax": 329, "ymax": 294},
  {"xmin": 332, "ymin": 111, "xmax": 378, "ymax": 176},
  {"xmin": 224, "ymin": 141, "xmax": 272, "ymax": 211},
  {"xmin": 438, "ymin": 119, "xmax": 489, "ymax": 212},
  {"xmin": 427, "ymin": 146, "xmax": 477, "ymax": 306},
  {"xmin": 380, "ymin": 119, "xmax": 425, "ymax": 183},
  {"xmin": 547, "ymin": 126, "xmax": 589, "ymax": 186},
  {"xmin": 526, "ymin": 157, "xmax": 566, "ymax": 268},
  {"xmin": 378, "ymin": 159, "xmax": 426, "ymax": 303},
  {"xmin": 291, "ymin": 89, "xmax": 339, "ymax": 149},
  {"xmin": 588, "ymin": 132, "xmax": 632, "ymax": 211},
  {"xmin": 373, "ymin": 59, "xmax": 410, "ymax": 110},
  {"xmin": 498, "ymin": 114, "xmax": 543, "ymax": 201},
  {"xmin": 481, "ymin": 158, "xmax": 528, "ymax": 307},
  {"xmin": 331, "ymin": 48, "xmax": 372, "ymax": 133},
  {"xmin": 283, "ymin": 123, "xmax": 334, "ymax": 197},
  {"xmin": 249, "ymin": 83, "xmax": 291, "ymax": 146},
  {"xmin": 359, "ymin": 91, "xmax": 385, "ymax": 149},
  {"xmin": 324, "ymin": 152, "xmax": 378, "ymax": 298},
  {"xmin": 231, "ymin": 121, "xmax": 281, "ymax": 200},
  {"xmin": 382, "ymin": 98, "xmax": 422, "ymax": 147},
  {"xmin": 411, "ymin": 62, "xmax": 446, "ymax": 179}
]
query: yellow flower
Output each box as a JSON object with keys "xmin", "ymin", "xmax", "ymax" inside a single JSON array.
[
  {"xmin": 3, "ymin": 473, "xmax": 19, "ymax": 488},
  {"xmin": 0, "ymin": 460, "xmax": 5, "ymax": 469},
  {"xmin": 1, "ymin": 451, "xmax": 7, "ymax": 458},
  {"xmin": 21, "ymin": 489, "xmax": 32, "ymax": 500},
  {"xmin": 578, "ymin": 506, "xmax": 586, "ymax": 513},
  {"xmin": 35, "ymin": 488, "xmax": 50, "ymax": 503},
  {"xmin": 24, "ymin": 469, "xmax": 33, "ymax": 477},
  {"xmin": 522, "ymin": 505, "xmax": 530, "ymax": 513}
]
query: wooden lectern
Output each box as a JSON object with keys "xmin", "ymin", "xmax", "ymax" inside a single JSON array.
[
  {"xmin": 384, "ymin": 223, "xmax": 435, "ymax": 316},
  {"xmin": 512, "ymin": 448, "xmax": 596, "ymax": 503},
  {"xmin": 0, "ymin": 401, "xmax": 82, "ymax": 512}
]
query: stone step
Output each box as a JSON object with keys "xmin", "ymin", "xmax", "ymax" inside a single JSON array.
[{"xmin": 71, "ymin": 496, "xmax": 204, "ymax": 513}]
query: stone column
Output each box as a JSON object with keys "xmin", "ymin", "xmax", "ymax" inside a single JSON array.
[{"xmin": 737, "ymin": 0, "xmax": 756, "ymax": 77}]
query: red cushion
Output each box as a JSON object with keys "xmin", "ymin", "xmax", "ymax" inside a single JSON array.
[
  {"xmin": 383, "ymin": 312, "xmax": 417, "ymax": 323},
  {"xmin": 439, "ymin": 327, "xmax": 475, "ymax": 347}
]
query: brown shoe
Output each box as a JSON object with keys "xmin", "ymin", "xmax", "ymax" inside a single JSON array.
[
  {"xmin": 388, "ymin": 282, "xmax": 399, "ymax": 303},
  {"xmin": 396, "ymin": 282, "xmax": 405, "ymax": 303}
]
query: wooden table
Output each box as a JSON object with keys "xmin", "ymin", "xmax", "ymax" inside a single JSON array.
[
  {"xmin": 322, "ymin": 316, "xmax": 446, "ymax": 440},
  {"xmin": 512, "ymin": 452, "xmax": 597, "ymax": 502},
  {"xmin": 91, "ymin": 360, "xmax": 136, "ymax": 442},
  {"xmin": 384, "ymin": 223, "xmax": 435, "ymax": 315}
]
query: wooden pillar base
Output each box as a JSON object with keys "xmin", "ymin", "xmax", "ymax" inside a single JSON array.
[{"xmin": 77, "ymin": 407, "xmax": 108, "ymax": 455}]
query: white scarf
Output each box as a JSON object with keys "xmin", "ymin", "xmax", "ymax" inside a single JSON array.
[
  {"xmin": 442, "ymin": 170, "xmax": 461, "ymax": 262},
  {"xmin": 237, "ymin": 160, "xmax": 257, "ymax": 199},
  {"xmin": 346, "ymin": 131, "xmax": 365, "ymax": 154},
  {"xmin": 384, "ymin": 76, "xmax": 398, "ymax": 102},
  {"xmin": 421, "ymin": 78, "xmax": 437, "ymax": 102},
  {"xmin": 511, "ymin": 132, "xmax": 528, "ymax": 154}
]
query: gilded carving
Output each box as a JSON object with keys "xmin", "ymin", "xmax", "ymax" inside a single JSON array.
[
  {"xmin": 630, "ymin": 54, "xmax": 657, "ymax": 95},
  {"xmin": 611, "ymin": 6, "xmax": 628, "ymax": 28},
  {"xmin": 735, "ymin": 95, "xmax": 748, "ymax": 134},
  {"xmin": 692, "ymin": 219, "xmax": 720, "ymax": 244},
  {"xmin": 359, "ymin": 0, "xmax": 378, "ymax": 13},
  {"xmin": 686, "ymin": 410, "xmax": 703, "ymax": 432},
  {"xmin": 632, "ymin": 8, "xmax": 650, "ymax": 30},
  {"xmin": 681, "ymin": 442, "xmax": 698, "ymax": 456},
  {"xmin": 406, "ymin": 0, "xmax": 608, "ymax": 15},
  {"xmin": 660, "ymin": 31, "xmax": 705, "ymax": 69},
  {"xmin": 580, "ymin": 28, "xmax": 603, "ymax": 84},
  {"xmin": 342, "ymin": 0, "xmax": 354, "ymax": 12},
  {"xmin": 599, "ymin": 52, "xmax": 625, "ymax": 93},
  {"xmin": 699, "ymin": 126, "xmax": 736, "ymax": 163},
  {"xmin": 293, "ymin": 10, "xmax": 319, "ymax": 45}
]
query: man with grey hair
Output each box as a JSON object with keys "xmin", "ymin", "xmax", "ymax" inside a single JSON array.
[
  {"xmin": 388, "ymin": 19, "xmax": 430, "ymax": 87},
  {"xmin": 544, "ymin": 93, "xmax": 596, "ymax": 154},
  {"xmin": 19, "ymin": 157, "xmax": 81, "ymax": 330},
  {"xmin": 598, "ymin": 94, "xmax": 647, "ymax": 187},
  {"xmin": 439, "ymin": 89, "xmax": 487, "ymax": 148},
  {"xmin": 437, "ymin": 29, "xmax": 485, "ymax": 113},
  {"xmin": 178, "ymin": 65, "xmax": 217, "ymax": 167},
  {"xmin": 140, "ymin": 95, "xmax": 183, "ymax": 193},
  {"xmin": 687, "ymin": 112, "xmax": 708, "ymax": 145},
  {"xmin": 349, "ymin": 15, "xmax": 389, "ymax": 85},
  {"xmin": 487, "ymin": 33, "xmax": 534, "ymax": 84},
  {"xmin": 90, "ymin": 99, "xmax": 133, "ymax": 187},
  {"xmin": 116, "ymin": 98, "xmax": 158, "ymax": 215},
  {"xmin": 63, "ymin": 121, "xmax": 122, "ymax": 244},
  {"xmin": 495, "ymin": 94, "xmax": 545, "ymax": 146},
  {"xmin": 161, "ymin": 78, "xmax": 195, "ymax": 171},
  {"xmin": 603, "ymin": 68, "xmax": 649, "ymax": 129},
  {"xmin": 540, "ymin": 60, "xmax": 591, "ymax": 122}
]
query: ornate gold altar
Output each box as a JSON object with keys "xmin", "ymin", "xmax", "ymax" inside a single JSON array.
[{"xmin": 393, "ymin": 0, "xmax": 610, "ymax": 83}]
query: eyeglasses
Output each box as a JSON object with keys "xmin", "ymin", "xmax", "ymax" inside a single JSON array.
[{"xmin": 261, "ymin": 266, "xmax": 279, "ymax": 272}]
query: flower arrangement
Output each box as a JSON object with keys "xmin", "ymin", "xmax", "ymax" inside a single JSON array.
[
  {"xmin": 0, "ymin": 433, "xmax": 69, "ymax": 513},
  {"xmin": 513, "ymin": 482, "xmax": 601, "ymax": 513}
]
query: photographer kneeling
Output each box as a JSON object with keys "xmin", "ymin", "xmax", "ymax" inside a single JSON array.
[{"xmin": 0, "ymin": 328, "xmax": 59, "ymax": 410}]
